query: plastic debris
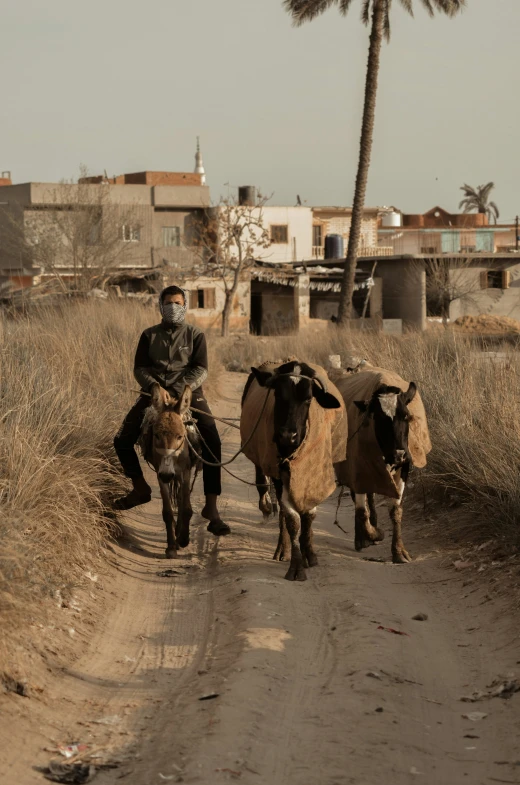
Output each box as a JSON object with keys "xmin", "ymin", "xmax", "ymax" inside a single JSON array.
[
  {"xmin": 366, "ymin": 671, "xmax": 382, "ymax": 680},
  {"xmin": 158, "ymin": 775, "xmax": 175, "ymax": 781},
  {"xmin": 454, "ymin": 560, "xmax": 472, "ymax": 570},
  {"xmin": 462, "ymin": 711, "xmax": 488, "ymax": 722},
  {"xmin": 91, "ymin": 715, "xmax": 121, "ymax": 725},
  {"xmin": 461, "ymin": 678, "xmax": 520, "ymax": 702},
  {"xmin": 377, "ymin": 626, "xmax": 409, "ymax": 636},
  {"xmin": 58, "ymin": 744, "xmax": 89, "ymax": 760},
  {"xmin": 199, "ymin": 692, "xmax": 220, "ymax": 701},
  {"xmin": 412, "ymin": 613, "xmax": 428, "ymax": 621}
]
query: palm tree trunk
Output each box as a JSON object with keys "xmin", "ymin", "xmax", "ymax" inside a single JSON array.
[{"xmin": 337, "ymin": 1, "xmax": 384, "ymax": 324}]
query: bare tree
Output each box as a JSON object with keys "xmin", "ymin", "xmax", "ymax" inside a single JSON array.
[
  {"xmin": 416, "ymin": 256, "xmax": 484, "ymax": 325},
  {"xmin": 194, "ymin": 195, "xmax": 271, "ymax": 336},
  {"xmin": 0, "ymin": 167, "xmax": 135, "ymax": 292}
]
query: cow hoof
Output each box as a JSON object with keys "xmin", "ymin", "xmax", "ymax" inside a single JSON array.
[
  {"xmin": 372, "ymin": 527, "xmax": 385, "ymax": 542},
  {"xmin": 165, "ymin": 548, "xmax": 177, "ymax": 559},
  {"xmin": 177, "ymin": 533, "xmax": 190, "ymax": 549},
  {"xmin": 307, "ymin": 553, "xmax": 319, "ymax": 568},
  {"xmin": 284, "ymin": 566, "xmax": 307, "ymax": 582},
  {"xmin": 392, "ymin": 548, "xmax": 412, "ymax": 564}
]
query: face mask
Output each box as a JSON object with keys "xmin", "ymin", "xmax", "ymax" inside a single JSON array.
[{"xmin": 162, "ymin": 302, "xmax": 186, "ymax": 325}]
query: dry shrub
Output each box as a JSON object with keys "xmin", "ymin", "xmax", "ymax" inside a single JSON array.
[
  {"xmin": 0, "ymin": 300, "xmax": 156, "ymax": 649},
  {"xmin": 209, "ymin": 328, "xmax": 520, "ymax": 539}
]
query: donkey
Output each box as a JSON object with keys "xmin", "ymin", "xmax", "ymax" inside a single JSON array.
[{"xmin": 141, "ymin": 382, "xmax": 201, "ymax": 558}]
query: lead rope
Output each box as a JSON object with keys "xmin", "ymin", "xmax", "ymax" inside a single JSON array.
[{"xmin": 332, "ymin": 486, "xmax": 349, "ymax": 536}]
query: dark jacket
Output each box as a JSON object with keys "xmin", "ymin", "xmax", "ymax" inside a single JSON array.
[{"xmin": 134, "ymin": 321, "xmax": 208, "ymax": 396}]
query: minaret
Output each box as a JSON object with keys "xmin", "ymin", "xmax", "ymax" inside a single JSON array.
[{"xmin": 194, "ymin": 137, "xmax": 206, "ymax": 185}]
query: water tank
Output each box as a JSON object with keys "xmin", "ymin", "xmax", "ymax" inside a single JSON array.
[
  {"xmin": 238, "ymin": 186, "xmax": 256, "ymax": 206},
  {"xmin": 324, "ymin": 234, "xmax": 344, "ymax": 259},
  {"xmin": 381, "ymin": 210, "xmax": 402, "ymax": 228}
]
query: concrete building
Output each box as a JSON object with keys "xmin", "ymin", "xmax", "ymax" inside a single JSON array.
[
  {"xmin": 312, "ymin": 206, "xmax": 384, "ymax": 259},
  {"xmin": 0, "ymin": 146, "xmax": 210, "ymax": 289},
  {"xmin": 378, "ymin": 206, "xmax": 516, "ymax": 255}
]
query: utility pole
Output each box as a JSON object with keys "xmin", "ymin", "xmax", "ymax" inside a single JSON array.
[{"xmin": 516, "ymin": 215, "xmax": 519, "ymax": 251}]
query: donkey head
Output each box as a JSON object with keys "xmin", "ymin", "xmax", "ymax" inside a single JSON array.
[{"xmin": 150, "ymin": 383, "xmax": 192, "ymax": 483}]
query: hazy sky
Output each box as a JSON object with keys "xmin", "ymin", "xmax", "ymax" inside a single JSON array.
[{"xmin": 2, "ymin": 0, "xmax": 518, "ymax": 219}]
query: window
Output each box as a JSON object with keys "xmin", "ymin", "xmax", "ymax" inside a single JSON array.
[
  {"xmin": 270, "ymin": 225, "xmax": 288, "ymax": 244},
  {"xmin": 162, "ymin": 226, "xmax": 181, "ymax": 247},
  {"xmin": 87, "ymin": 217, "xmax": 102, "ymax": 246},
  {"xmin": 122, "ymin": 225, "xmax": 140, "ymax": 242},
  {"xmin": 312, "ymin": 225, "xmax": 323, "ymax": 247},
  {"xmin": 189, "ymin": 288, "xmax": 216, "ymax": 310},
  {"xmin": 480, "ymin": 270, "xmax": 510, "ymax": 290}
]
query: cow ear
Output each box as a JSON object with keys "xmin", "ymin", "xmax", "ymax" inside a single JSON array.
[
  {"xmin": 174, "ymin": 384, "xmax": 192, "ymax": 416},
  {"xmin": 251, "ymin": 367, "xmax": 273, "ymax": 388},
  {"xmin": 404, "ymin": 382, "xmax": 417, "ymax": 405},
  {"xmin": 354, "ymin": 400, "xmax": 368, "ymax": 413},
  {"xmin": 313, "ymin": 385, "xmax": 341, "ymax": 409}
]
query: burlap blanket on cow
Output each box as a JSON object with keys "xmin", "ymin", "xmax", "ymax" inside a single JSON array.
[
  {"xmin": 241, "ymin": 360, "xmax": 348, "ymax": 511},
  {"xmin": 333, "ymin": 367, "xmax": 431, "ymax": 499}
]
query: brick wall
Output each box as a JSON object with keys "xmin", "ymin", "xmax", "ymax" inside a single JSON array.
[{"xmin": 123, "ymin": 172, "xmax": 203, "ymax": 186}]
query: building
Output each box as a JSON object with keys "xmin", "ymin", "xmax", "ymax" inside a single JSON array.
[
  {"xmin": 378, "ymin": 206, "xmax": 517, "ymax": 255},
  {"xmin": 311, "ymin": 206, "xmax": 383, "ymax": 259},
  {"xmin": 0, "ymin": 144, "xmax": 209, "ymax": 289},
  {"xmin": 222, "ymin": 193, "xmax": 384, "ymax": 267}
]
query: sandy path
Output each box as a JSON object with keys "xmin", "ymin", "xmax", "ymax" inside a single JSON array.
[{"xmin": 2, "ymin": 372, "xmax": 520, "ymax": 785}]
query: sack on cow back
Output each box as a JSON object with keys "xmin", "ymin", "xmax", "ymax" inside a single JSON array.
[
  {"xmin": 241, "ymin": 359, "xmax": 348, "ymax": 511},
  {"xmin": 333, "ymin": 367, "xmax": 431, "ymax": 499}
]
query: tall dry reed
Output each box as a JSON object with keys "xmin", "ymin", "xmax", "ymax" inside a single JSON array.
[{"xmin": 0, "ymin": 300, "xmax": 157, "ymax": 648}]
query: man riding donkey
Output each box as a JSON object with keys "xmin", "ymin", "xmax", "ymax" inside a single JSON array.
[{"xmin": 113, "ymin": 285, "xmax": 231, "ymax": 537}]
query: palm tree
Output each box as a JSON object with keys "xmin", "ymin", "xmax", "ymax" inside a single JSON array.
[
  {"xmin": 459, "ymin": 182, "xmax": 499, "ymax": 224},
  {"xmin": 284, "ymin": 0, "xmax": 466, "ymax": 322}
]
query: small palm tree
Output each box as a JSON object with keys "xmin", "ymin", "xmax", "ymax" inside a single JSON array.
[
  {"xmin": 284, "ymin": 0, "xmax": 466, "ymax": 321},
  {"xmin": 459, "ymin": 182, "xmax": 499, "ymax": 224}
]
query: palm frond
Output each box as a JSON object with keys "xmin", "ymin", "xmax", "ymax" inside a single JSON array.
[
  {"xmin": 431, "ymin": 0, "xmax": 466, "ymax": 14},
  {"xmin": 480, "ymin": 181, "xmax": 495, "ymax": 200},
  {"xmin": 339, "ymin": 0, "xmax": 357, "ymax": 14},
  {"xmin": 361, "ymin": 0, "xmax": 370, "ymax": 24},
  {"xmin": 283, "ymin": 0, "xmax": 340, "ymax": 25},
  {"xmin": 398, "ymin": 0, "xmax": 415, "ymax": 15},
  {"xmin": 488, "ymin": 201, "xmax": 500, "ymax": 219}
]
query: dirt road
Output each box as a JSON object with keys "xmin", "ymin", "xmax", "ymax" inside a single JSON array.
[{"xmin": 2, "ymin": 372, "xmax": 520, "ymax": 785}]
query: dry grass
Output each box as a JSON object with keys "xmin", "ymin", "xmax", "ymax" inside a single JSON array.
[
  {"xmin": 0, "ymin": 300, "xmax": 156, "ymax": 660},
  {"xmin": 209, "ymin": 327, "xmax": 520, "ymax": 540}
]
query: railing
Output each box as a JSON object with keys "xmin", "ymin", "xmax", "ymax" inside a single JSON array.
[{"xmin": 312, "ymin": 245, "xmax": 394, "ymax": 259}]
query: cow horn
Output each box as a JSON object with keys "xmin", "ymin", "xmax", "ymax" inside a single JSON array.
[{"xmin": 312, "ymin": 368, "xmax": 329, "ymax": 393}]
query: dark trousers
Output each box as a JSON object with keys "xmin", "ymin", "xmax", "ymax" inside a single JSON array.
[{"xmin": 113, "ymin": 392, "xmax": 222, "ymax": 496}]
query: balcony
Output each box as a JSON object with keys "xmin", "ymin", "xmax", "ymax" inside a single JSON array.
[{"xmin": 312, "ymin": 245, "xmax": 393, "ymax": 259}]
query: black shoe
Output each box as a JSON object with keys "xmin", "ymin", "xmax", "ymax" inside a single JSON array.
[
  {"xmin": 113, "ymin": 489, "xmax": 152, "ymax": 511},
  {"xmin": 207, "ymin": 519, "xmax": 231, "ymax": 536}
]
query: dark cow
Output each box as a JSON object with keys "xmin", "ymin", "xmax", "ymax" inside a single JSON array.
[
  {"xmin": 333, "ymin": 367, "xmax": 431, "ymax": 564},
  {"xmin": 241, "ymin": 360, "xmax": 348, "ymax": 581}
]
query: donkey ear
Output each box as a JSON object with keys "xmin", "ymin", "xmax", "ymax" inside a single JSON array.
[
  {"xmin": 151, "ymin": 382, "xmax": 165, "ymax": 410},
  {"xmin": 174, "ymin": 384, "xmax": 192, "ymax": 416}
]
